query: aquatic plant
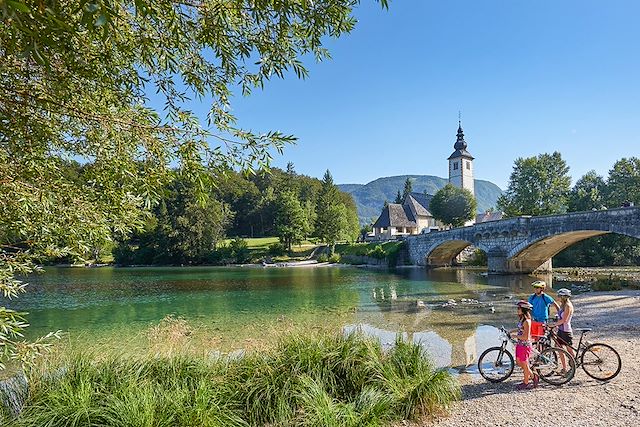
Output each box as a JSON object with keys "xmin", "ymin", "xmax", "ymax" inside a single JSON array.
[{"xmin": 7, "ymin": 333, "xmax": 459, "ymax": 426}]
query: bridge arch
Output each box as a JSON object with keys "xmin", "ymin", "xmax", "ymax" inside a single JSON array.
[
  {"xmin": 507, "ymin": 224, "xmax": 640, "ymax": 272},
  {"xmin": 424, "ymin": 239, "xmax": 491, "ymax": 267}
]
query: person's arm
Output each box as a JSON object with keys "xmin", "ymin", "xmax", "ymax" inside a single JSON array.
[
  {"xmin": 545, "ymin": 294, "xmax": 560, "ymax": 314},
  {"xmin": 522, "ymin": 319, "xmax": 531, "ymax": 341}
]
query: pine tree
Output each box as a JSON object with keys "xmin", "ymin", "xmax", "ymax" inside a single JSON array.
[
  {"xmin": 402, "ymin": 177, "xmax": 413, "ymax": 202},
  {"xmin": 394, "ymin": 190, "xmax": 403, "ymax": 204}
]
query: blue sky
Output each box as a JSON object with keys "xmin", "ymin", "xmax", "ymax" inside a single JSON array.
[{"xmin": 207, "ymin": 1, "xmax": 640, "ymax": 188}]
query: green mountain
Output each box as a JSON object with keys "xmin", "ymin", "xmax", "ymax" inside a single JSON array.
[{"xmin": 338, "ymin": 175, "xmax": 503, "ymax": 223}]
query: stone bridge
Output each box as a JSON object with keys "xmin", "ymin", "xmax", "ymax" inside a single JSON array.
[{"xmin": 405, "ymin": 207, "xmax": 640, "ymax": 274}]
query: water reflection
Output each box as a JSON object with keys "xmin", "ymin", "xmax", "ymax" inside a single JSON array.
[{"xmin": 344, "ymin": 323, "xmax": 510, "ymax": 370}]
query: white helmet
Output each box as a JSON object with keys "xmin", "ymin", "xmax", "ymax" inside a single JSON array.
[{"xmin": 557, "ymin": 288, "xmax": 572, "ymax": 297}]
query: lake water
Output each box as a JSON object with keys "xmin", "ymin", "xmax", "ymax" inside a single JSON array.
[{"xmin": 10, "ymin": 266, "xmax": 557, "ymax": 369}]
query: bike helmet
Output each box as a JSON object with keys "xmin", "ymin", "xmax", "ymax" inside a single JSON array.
[
  {"xmin": 531, "ymin": 280, "xmax": 546, "ymax": 289},
  {"xmin": 516, "ymin": 300, "xmax": 533, "ymax": 309},
  {"xmin": 557, "ymin": 288, "xmax": 572, "ymax": 297}
]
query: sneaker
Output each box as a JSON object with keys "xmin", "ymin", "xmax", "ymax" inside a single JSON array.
[{"xmin": 516, "ymin": 382, "xmax": 532, "ymax": 391}]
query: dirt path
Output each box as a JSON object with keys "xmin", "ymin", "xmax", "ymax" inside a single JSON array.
[{"xmin": 428, "ymin": 290, "xmax": 640, "ymax": 427}]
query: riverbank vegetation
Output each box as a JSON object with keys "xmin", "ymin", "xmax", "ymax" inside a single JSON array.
[{"xmin": 5, "ymin": 333, "xmax": 459, "ymax": 427}]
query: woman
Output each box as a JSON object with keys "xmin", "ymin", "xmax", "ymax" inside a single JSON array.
[
  {"xmin": 552, "ymin": 288, "xmax": 574, "ymax": 374},
  {"xmin": 511, "ymin": 300, "xmax": 537, "ymax": 390}
]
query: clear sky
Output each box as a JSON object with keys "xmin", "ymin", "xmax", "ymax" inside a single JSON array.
[{"xmin": 206, "ymin": 0, "xmax": 640, "ymax": 189}]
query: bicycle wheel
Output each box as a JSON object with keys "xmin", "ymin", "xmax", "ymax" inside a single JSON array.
[
  {"xmin": 477, "ymin": 347, "xmax": 514, "ymax": 383},
  {"xmin": 533, "ymin": 347, "xmax": 576, "ymax": 386},
  {"xmin": 581, "ymin": 343, "xmax": 622, "ymax": 381}
]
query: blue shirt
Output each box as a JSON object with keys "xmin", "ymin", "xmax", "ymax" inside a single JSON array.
[{"xmin": 528, "ymin": 293, "xmax": 555, "ymax": 322}]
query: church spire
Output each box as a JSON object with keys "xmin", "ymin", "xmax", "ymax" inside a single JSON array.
[{"xmin": 454, "ymin": 121, "xmax": 467, "ymax": 151}]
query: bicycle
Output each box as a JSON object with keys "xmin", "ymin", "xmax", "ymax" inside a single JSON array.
[
  {"xmin": 477, "ymin": 326, "xmax": 576, "ymax": 386},
  {"xmin": 537, "ymin": 325, "xmax": 622, "ymax": 381}
]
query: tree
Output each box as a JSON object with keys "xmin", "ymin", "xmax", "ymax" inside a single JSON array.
[
  {"xmin": 315, "ymin": 170, "xmax": 357, "ymax": 252},
  {"xmin": 605, "ymin": 157, "xmax": 640, "ymax": 207},
  {"xmin": 275, "ymin": 191, "xmax": 310, "ymax": 252},
  {"xmin": 568, "ymin": 171, "xmax": 607, "ymax": 212},
  {"xmin": 402, "ymin": 177, "xmax": 413, "ymax": 202},
  {"xmin": 497, "ymin": 152, "xmax": 571, "ymax": 217},
  {"xmin": 0, "ymin": 1, "xmax": 388, "ymax": 370},
  {"xmin": 429, "ymin": 184, "xmax": 477, "ymax": 227},
  {"xmin": 394, "ymin": 190, "xmax": 403, "ymax": 204}
]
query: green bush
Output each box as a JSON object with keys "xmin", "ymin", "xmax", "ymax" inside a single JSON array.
[
  {"xmin": 10, "ymin": 334, "xmax": 459, "ymax": 426},
  {"xmin": 230, "ymin": 238, "xmax": 251, "ymax": 263},
  {"xmin": 328, "ymin": 253, "xmax": 341, "ymax": 263},
  {"xmin": 367, "ymin": 245, "xmax": 386, "ymax": 260},
  {"xmin": 317, "ymin": 254, "xmax": 329, "ymax": 263},
  {"xmin": 268, "ymin": 242, "xmax": 287, "ymax": 256}
]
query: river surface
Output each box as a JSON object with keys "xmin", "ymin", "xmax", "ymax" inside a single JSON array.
[{"xmin": 10, "ymin": 266, "xmax": 559, "ymax": 369}]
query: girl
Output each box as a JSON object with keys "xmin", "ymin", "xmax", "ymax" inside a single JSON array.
[
  {"xmin": 552, "ymin": 288, "xmax": 574, "ymax": 374},
  {"xmin": 512, "ymin": 300, "xmax": 537, "ymax": 390}
]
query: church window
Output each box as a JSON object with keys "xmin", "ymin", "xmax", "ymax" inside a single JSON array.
[
  {"xmin": 466, "ymin": 161, "xmax": 471, "ymax": 170},
  {"xmin": 453, "ymin": 162, "xmax": 458, "ymax": 170}
]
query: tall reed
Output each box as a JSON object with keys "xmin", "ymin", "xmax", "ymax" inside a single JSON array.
[{"xmin": 7, "ymin": 332, "xmax": 459, "ymax": 427}]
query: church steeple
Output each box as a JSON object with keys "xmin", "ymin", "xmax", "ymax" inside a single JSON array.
[
  {"xmin": 448, "ymin": 117, "xmax": 475, "ymax": 198},
  {"xmin": 454, "ymin": 121, "xmax": 467, "ymax": 151}
]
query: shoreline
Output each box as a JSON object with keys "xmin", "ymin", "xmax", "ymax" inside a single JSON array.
[{"xmin": 427, "ymin": 290, "xmax": 640, "ymax": 427}]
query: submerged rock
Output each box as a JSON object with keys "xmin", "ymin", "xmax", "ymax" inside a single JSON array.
[{"xmin": 0, "ymin": 371, "xmax": 28, "ymax": 419}]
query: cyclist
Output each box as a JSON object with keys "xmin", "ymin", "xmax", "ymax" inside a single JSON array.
[
  {"xmin": 511, "ymin": 300, "xmax": 537, "ymax": 390},
  {"xmin": 551, "ymin": 288, "xmax": 574, "ymax": 374},
  {"xmin": 528, "ymin": 280, "xmax": 560, "ymax": 339}
]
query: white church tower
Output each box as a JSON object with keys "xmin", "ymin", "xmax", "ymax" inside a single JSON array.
[{"xmin": 448, "ymin": 121, "xmax": 475, "ymax": 197}]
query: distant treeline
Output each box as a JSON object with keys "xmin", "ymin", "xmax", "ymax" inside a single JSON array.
[{"xmin": 113, "ymin": 164, "xmax": 360, "ymax": 265}]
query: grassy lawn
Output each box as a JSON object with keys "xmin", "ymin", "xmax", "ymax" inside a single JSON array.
[{"xmin": 335, "ymin": 241, "xmax": 403, "ymax": 257}]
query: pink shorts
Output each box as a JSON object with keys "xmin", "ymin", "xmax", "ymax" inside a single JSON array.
[{"xmin": 515, "ymin": 344, "xmax": 532, "ymax": 362}]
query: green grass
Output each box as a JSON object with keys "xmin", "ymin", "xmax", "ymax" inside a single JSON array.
[{"xmin": 6, "ymin": 333, "xmax": 459, "ymax": 426}]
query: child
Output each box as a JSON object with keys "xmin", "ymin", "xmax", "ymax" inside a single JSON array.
[{"xmin": 511, "ymin": 300, "xmax": 538, "ymax": 390}]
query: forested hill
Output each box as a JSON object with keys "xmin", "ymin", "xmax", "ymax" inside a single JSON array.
[{"xmin": 338, "ymin": 175, "xmax": 503, "ymax": 223}]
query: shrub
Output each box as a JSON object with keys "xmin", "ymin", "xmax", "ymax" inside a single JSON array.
[
  {"xmin": 268, "ymin": 242, "xmax": 287, "ymax": 256},
  {"xmin": 317, "ymin": 254, "xmax": 329, "ymax": 263},
  {"xmin": 367, "ymin": 245, "xmax": 386, "ymax": 260},
  {"xmin": 11, "ymin": 333, "xmax": 459, "ymax": 426},
  {"xmin": 328, "ymin": 253, "xmax": 341, "ymax": 264},
  {"xmin": 230, "ymin": 238, "xmax": 251, "ymax": 263}
]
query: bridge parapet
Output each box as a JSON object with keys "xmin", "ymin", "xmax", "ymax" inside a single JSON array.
[{"xmin": 406, "ymin": 207, "xmax": 640, "ymax": 274}]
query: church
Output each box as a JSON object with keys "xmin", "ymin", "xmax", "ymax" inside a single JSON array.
[{"xmin": 371, "ymin": 122, "xmax": 481, "ymax": 240}]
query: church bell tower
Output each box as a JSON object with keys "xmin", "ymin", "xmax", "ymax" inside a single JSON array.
[{"xmin": 448, "ymin": 121, "xmax": 475, "ymax": 196}]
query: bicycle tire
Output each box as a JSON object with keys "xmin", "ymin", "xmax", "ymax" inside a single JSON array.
[
  {"xmin": 581, "ymin": 343, "xmax": 622, "ymax": 381},
  {"xmin": 533, "ymin": 346, "xmax": 576, "ymax": 386},
  {"xmin": 477, "ymin": 346, "xmax": 514, "ymax": 383}
]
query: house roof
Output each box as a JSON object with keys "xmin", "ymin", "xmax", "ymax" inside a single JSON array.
[
  {"xmin": 372, "ymin": 204, "xmax": 417, "ymax": 228},
  {"xmin": 406, "ymin": 192, "xmax": 433, "ymax": 217},
  {"xmin": 476, "ymin": 211, "xmax": 504, "ymax": 223}
]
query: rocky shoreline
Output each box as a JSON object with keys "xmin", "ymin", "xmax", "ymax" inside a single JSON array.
[{"xmin": 426, "ymin": 290, "xmax": 640, "ymax": 427}]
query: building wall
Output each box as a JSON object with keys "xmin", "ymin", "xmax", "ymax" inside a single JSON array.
[{"xmin": 449, "ymin": 157, "xmax": 474, "ymax": 196}]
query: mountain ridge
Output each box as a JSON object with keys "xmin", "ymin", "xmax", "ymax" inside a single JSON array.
[{"xmin": 337, "ymin": 175, "xmax": 503, "ymax": 223}]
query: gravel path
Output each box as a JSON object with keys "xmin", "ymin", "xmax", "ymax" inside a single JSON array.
[{"xmin": 428, "ymin": 290, "xmax": 640, "ymax": 427}]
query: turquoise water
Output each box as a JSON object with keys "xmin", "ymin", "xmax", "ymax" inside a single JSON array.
[{"xmin": 9, "ymin": 266, "xmax": 552, "ymax": 367}]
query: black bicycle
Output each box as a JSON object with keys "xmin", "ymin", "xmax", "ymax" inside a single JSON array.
[
  {"xmin": 477, "ymin": 326, "xmax": 576, "ymax": 385},
  {"xmin": 538, "ymin": 325, "xmax": 622, "ymax": 381}
]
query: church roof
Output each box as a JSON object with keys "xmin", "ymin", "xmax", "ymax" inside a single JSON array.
[
  {"xmin": 448, "ymin": 122, "xmax": 475, "ymax": 160},
  {"xmin": 372, "ymin": 204, "xmax": 417, "ymax": 228}
]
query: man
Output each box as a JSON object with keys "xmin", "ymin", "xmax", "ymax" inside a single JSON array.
[{"xmin": 527, "ymin": 280, "xmax": 560, "ymax": 338}]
